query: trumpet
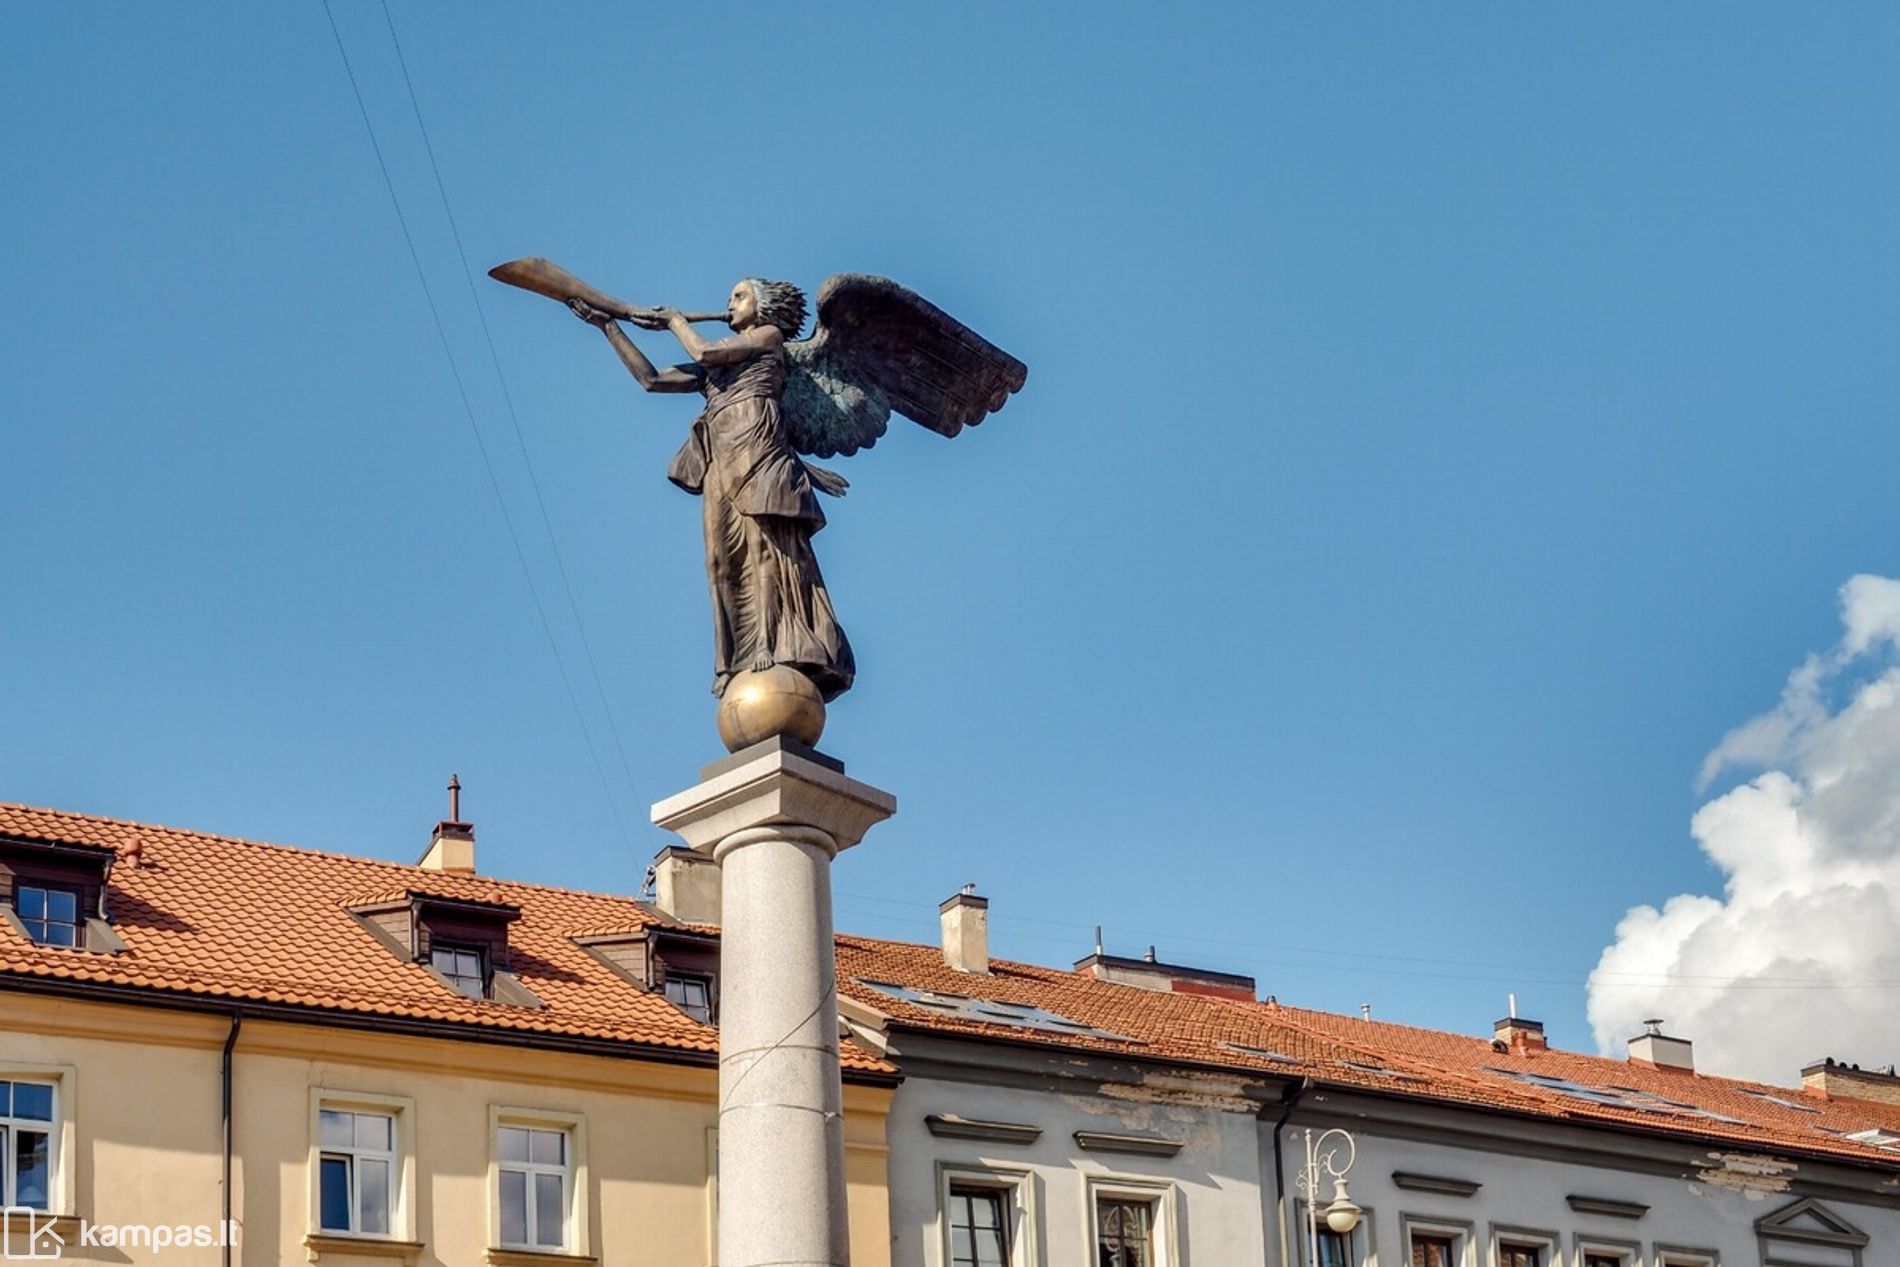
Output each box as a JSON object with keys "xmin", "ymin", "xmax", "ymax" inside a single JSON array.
[{"xmin": 488, "ymin": 257, "xmax": 729, "ymax": 325}]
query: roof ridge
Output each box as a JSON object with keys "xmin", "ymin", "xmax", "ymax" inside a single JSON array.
[{"xmin": 0, "ymin": 801, "xmax": 650, "ymax": 912}]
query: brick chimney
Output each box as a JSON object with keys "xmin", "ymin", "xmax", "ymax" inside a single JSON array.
[
  {"xmin": 1801, "ymin": 1057, "xmax": 1900, "ymax": 1106},
  {"xmin": 1494, "ymin": 1016, "xmax": 1548, "ymax": 1054},
  {"xmin": 940, "ymin": 886, "xmax": 989, "ymax": 974},
  {"xmin": 417, "ymin": 775, "xmax": 476, "ymax": 875},
  {"xmin": 1628, "ymin": 1020, "xmax": 1694, "ymax": 1073},
  {"xmin": 652, "ymin": 846, "xmax": 721, "ymax": 925}
]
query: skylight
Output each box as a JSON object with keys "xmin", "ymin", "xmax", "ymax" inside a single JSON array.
[
  {"xmin": 1220, "ymin": 1042, "xmax": 1300, "ymax": 1065},
  {"xmin": 1846, "ymin": 1127, "xmax": 1900, "ymax": 1149},
  {"xmin": 856, "ymin": 981, "xmax": 1138, "ymax": 1043},
  {"xmin": 1339, "ymin": 1059, "xmax": 1426, "ymax": 1084},
  {"xmin": 1484, "ymin": 1069, "xmax": 1743, "ymax": 1124},
  {"xmin": 1740, "ymin": 1089, "xmax": 1821, "ymax": 1115}
]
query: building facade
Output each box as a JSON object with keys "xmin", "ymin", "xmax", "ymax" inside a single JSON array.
[
  {"xmin": 0, "ymin": 804, "xmax": 895, "ymax": 1266},
  {"xmin": 8, "ymin": 799, "xmax": 1900, "ymax": 1267}
]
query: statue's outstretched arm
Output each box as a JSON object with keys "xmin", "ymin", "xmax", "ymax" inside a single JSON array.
[
  {"xmin": 659, "ymin": 309, "xmax": 781, "ymax": 367},
  {"xmin": 570, "ymin": 299, "xmax": 700, "ymax": 394}
]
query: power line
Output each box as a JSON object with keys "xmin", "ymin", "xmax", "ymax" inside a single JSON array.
[
  {"xmin": 375, "ymin": 0, "xmax": 651, "ymax": 838},
  {"xmin": 319, "ymin": 0, "xmax": 635, "ymax": 856}
]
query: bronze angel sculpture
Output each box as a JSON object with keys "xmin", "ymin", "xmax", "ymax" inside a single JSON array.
[{"xmin": 491, "ymin": 259, "xmax": 1026, "ymax": 745}]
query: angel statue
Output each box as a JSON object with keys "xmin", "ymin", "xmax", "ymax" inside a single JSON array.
[{"xmin": 490, "ymin": 258, "xmax": 1026, "ymax": 750}]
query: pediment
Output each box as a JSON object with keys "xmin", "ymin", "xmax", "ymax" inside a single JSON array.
[{"xmin": 1757, "ymin": 1197, "xmax": 1869, "ymax": 1248}]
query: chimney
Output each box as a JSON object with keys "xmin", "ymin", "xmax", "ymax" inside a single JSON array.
[
  {"xmin": 418, "ymin": 774, "xmax": 476, "ymax": 875},
  {"xmin": 940, "ymin": 885, "xmax": 989, "ymax": 974},
  {"xmin": 1628, "ymin": 1019, "xmax": 1694, "ymax": 1073},
  {"xmin": 1074, "ymin": 944, "xmax": 1256, "ymax": 1001},
  {"xmin": 1801, "ymin": 1057, "xmax": 1900, "ymax": 1106},
  {"xmin": 652, "ymin": 847, "xmax": 721, "ymax": 925},
  {"xmin": 1494, "ymin": 1016, "xmax": 1548, "ymax": 1054}
]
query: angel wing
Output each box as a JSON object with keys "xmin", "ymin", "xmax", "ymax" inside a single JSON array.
[{"xmin": 782, "ymin": 275, "xmax": 1028, "ymax": 459}]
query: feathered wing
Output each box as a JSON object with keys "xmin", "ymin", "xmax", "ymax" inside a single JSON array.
[{"xmin": 782, "ymin": 275, "xmax": 1028, "ymax": 459}]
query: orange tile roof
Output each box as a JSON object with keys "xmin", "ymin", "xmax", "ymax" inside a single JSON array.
[
  {"xmin": 8, "ymin": 800, "xmax": 1900, "ymax": 1168},
  {"xmin": 834, "ymin": 937, "xmax": 1900, "ymax": 1169},
  {"xmin": 0, "ymin": 803, "xmax": 888, "ymax": 1074}
]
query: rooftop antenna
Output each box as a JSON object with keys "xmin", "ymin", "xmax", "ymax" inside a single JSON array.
[{"xmin": 447, "ymin": 773, "xmax": 462, "ymax": 823}]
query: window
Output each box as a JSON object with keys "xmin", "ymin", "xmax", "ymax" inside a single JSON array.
[
  {"xmin": 937, "ymin": 1164, "xmax": 1032, "ymax": 1267},
  {"xmin": 947, "ymin": 1185, "xmax": 1010, "ymax": 1267},
  {"xmin": 1313, "ymin": 1228, "xmax": 1350, "ymax": 1267},
  {"xmin": 430, "ymin": 943, "xmax": 488, "ymax": 999},
  {"xmin": 1499, "ymin": 1246, "xmax": 1541, "ymax": 1267},
  {"xmin": 1096, "ymin": 1196, "xmax": 1155, "ymax": 1267},
  {"xmin": 1410, "ymin": 1233, "xmax": 1456, "ymax": 1267},
  {"xmin": 1656, "ymin": 1254, "xmax": 1715, "ymax": 1267},
  {"xmin": 318, "ymin": 1109, "xmax": 395, "ymax": 1236},
  {"xmin": 1584, "ymin": 1256, "xmax": 1622, "ymax": 1267},
  {"xmin": 663, "ymin": 973, "xmax": 713, "ymax": 1024},
  {"xmin": 497, "ymin": 1125, "xmax": 570, "ymax": 1251},
  {"xmin": 15, "ymin": 885, "xmax": 80, "ymax": 948},
  {"xmin": 0, "ymin": 1081, "xmax": 54, "ymax": 1210}
]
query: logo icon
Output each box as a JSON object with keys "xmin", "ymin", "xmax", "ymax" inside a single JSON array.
[{"xmin": 1, "ymin": 1208, "xmax": 64, "ymax": 1260}]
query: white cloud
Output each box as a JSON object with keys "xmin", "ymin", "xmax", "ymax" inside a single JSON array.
[{"xmin": 1588, "ymin": 575, "xmax": 1900, "ymax": 1083}]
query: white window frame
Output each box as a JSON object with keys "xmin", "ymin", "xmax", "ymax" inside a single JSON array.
[
  {"xmin": 1573, "ymin": 1235, "xmax": 1643, "ymax": 1267},
  {"xmin": 1652, "ymin": 1248, "xmax": 1717, "ymax": 1267},
  {"xmin": 1083, "ymin": 1174, "xmax": 1179, "ymax": 1267},
  {"xmin": 307, "ymin": 1089, "xmax": 415, "ymax": 1243},
  {"xmin": 487, "ymin": 1105, "xmax": 590, "ymax": 1259},
  {"xmin": 1401, "ymin": 1215, "xmax": 1475, "ymax": 1267},
  {"xmin": 936, "ymin": 1161, "xmax": 1038, "ymax": 1267},
  {"xmin": 1491, "ymin": 1225, "xmax": 1560, "ymax": 1267},
  {"xmin": 0, "ymin": 1066, "xmax": 73, "ymax": 1216},
  {"xmin": 1296, "ymin": 1197, "xmax": 1378, "ymax": 1267}
]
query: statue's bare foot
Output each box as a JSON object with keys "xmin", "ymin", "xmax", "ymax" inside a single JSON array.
[{"xmin": 749, "ymin": 652, "xmax": 776, "ymax": 672}]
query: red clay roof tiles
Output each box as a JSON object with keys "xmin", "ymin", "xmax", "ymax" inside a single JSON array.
[{"xmin": 7, "ymin": 800, "xmax": 1900, "ymax": 1170}]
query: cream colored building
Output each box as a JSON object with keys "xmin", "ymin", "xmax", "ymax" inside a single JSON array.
[{"xmin": 0, "ymin": 803, "xmax": 895, "ymax": 1267}]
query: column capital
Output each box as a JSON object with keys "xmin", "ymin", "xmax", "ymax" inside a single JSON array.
[{"xmin": 652, "ymin": 739, "xmax": 896, "ymax": 855}]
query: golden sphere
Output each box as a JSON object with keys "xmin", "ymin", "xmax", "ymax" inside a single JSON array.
[{"xmin": 716, "ymin": 665, "xmax": 827, "ymax": 751}]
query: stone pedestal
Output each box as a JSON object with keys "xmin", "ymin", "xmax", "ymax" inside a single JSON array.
[{"xmin": 653, "ymin": 739, "xmax": 896, "ymax": 1267}]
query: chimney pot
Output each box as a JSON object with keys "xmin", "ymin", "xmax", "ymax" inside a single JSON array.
[
  {"xmin": 1494, "ymin": 1015, "xmax": 1548, "ymax": 1054},
  {"xmin": 940, "ymin": 887, "xmax": 990, "ymax": 974}
]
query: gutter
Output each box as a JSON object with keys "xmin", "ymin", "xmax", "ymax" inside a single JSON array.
[
  {"xmin": 221, "ymin": 1011, "xmax": 242, "ymax": 1267},
  {"xmin": 1269, "ymin": 1077, "xmax": 1310, "ymax": 1267}
]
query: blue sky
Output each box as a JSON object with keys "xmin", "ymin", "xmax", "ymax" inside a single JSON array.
[{"xmin": 4, "ymin": 5, "xmax": 1897, "ymax": 1068}]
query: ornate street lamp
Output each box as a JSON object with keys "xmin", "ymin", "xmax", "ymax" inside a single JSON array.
[{"xmin": 1296, "ymin": 1127, "xmax": 1361, "ymax": 1266}]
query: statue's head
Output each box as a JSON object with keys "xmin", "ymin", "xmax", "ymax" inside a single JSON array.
[{"xmin": 731, "ymin": 278, "xmax": 807, "ymax": 339}]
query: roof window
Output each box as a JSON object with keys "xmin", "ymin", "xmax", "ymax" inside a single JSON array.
[
  {"xmin": 1, "ymin": 836, "xmax": 124, "ymax": 953},
  {"xmin": 855, "ymin": 979, "xmax": 1140, "ymax": 1044},
  {"xmin": 347, "ymin": 888, "xmax": 539, "ymax": 1006}
]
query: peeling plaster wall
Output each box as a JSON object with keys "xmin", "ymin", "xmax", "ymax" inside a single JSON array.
[{"xmin": 887, "ymin": 1068, "xmax": 1269, "ymax": 1267}]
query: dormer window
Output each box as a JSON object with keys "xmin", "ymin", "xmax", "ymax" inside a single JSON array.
[
  {"xmin": 1, "ymin": 836, "xmax": 119, "ymax": 953},
  {"xmin": 430, "ymin": 943, "xmax": 489, "ymax": 1000},
  {"xmin": 663, "ymin": 973, "xmax": 714, "ymax": 1024},
  {"xmin": 347, "ymin": 886, "xmax": 541, "ymax": 1007},
  {"xmin": 17, "ymin": 884, "xmax": 81, "ymax": 948},
  {"xmin": 572, "ymin": 924, "xmax": 720, "ymax": 1025}
]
